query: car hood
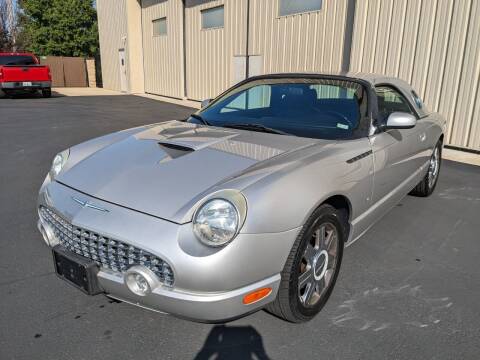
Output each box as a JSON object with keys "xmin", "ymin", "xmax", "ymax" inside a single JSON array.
[{"xmin": 57, "ymin": 121, "xmax": 324, "ymax": 223}]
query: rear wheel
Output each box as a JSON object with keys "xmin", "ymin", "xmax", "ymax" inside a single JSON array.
[
  {"xmin": 2, "ymin": 90, "xmax": 12, "ymax": 98},
  {"xmin": 42, "ymin": 88, "xmax": 52, "ymax": 98},
  {"xmin": 265, "ymin": 204, "xmax": 345, "ymax": 322},
  {"xmin": 410, "ymin": 140, "xmax": 442, "ymax": 197}
]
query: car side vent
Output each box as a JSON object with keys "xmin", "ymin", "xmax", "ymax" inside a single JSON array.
[{"xmin": 158, "ymin": 142, "xmax": 194, "ymax": 160}]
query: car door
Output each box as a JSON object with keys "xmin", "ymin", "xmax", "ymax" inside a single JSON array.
[{"xmin": 369, "ymin": 85, "xmax": 427, "ymax": 206}]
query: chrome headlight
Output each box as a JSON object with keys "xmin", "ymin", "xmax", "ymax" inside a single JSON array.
[
  {"xmin": 193, "ymin": 197, "xmax": 245, "ymax": 247},
  {"xmin": 50, "ymin": 149, "xmax": 69, "ymax": 178}
]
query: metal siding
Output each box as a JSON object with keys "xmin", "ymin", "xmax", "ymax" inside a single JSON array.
[
  {"xmin": 185, "ymin": 0, "xmax": 247, "ymax": 101},
  {"xmin": 184, "ymin": 0, "xmax": 349, "ymax": 101},
  {"xmin": 450, "ymin": 0, "xmax": 480, "ymax": 148},
  {"xmin": 249, "ymin": 0, "xmax": 348, "ymax": 74},
  {"xmin": 95, "ymin": 0, "xmax": 480, "ymax": 150},
  {"xmin": 384, "ymin": 0, "xmax": 407, "ymax": 77},
  {"xmin": 142, "ymin": 0, "xmax": 184, "ymax": 98},
  {"xmin": 439, "ymin": 0, "xmax": 472, "ymax": 145},
  {"xmin": 397, "ymin": 0, "xmax": 422, "ymax": 83},
  {"xmin": 350, "ymin": 0, "xmax": 480, "ymax": 151},
  {"xmin": 97, "ymin": 0, "xmax": 128, "ymax": 91},
  {"xmin": 410, "ymin": 0, "xmax": 438, "ymax": 98}
]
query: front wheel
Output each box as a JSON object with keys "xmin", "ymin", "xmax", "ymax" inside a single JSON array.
[
  {"xmin": 410, "ymin": 140, "xmax": 442, "ymax": 197},
  {"xmin": 265, "ymin": 204, "xmax": 345, "ymax": 322}
]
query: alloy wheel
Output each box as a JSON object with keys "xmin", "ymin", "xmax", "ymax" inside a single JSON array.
[
  {"xmin": 298, "ymin": 222, "xmax": 339, "ymax": 307},
  {"xmin": 428, "ymin": 146, "xmax": 440, "ymax": 188}
]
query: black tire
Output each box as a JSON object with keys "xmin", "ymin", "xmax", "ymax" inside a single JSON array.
[
  {"xmin": 410, "ymin": 140, "xmax": 442, "ymax": 197},
  {"xmin": 265, "ymin": 204, "xmax": 345, "ymax": 323},
  {"xmin": 42, "ymin": 88, "xmax": 52, "ymax": 98}
]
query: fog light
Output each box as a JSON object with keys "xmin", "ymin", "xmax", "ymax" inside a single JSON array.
[{"xmin": 124, "ymin": 266, "xmax": 160, "ymax": 297}]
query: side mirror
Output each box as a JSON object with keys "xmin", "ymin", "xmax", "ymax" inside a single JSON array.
[
  {"xmin": 201, "ymin": 98, "xmax": 212, "ymax": 108},
  {"xmin": 385, "ymin": 112, "xmax": 417, "ymax": 130}
]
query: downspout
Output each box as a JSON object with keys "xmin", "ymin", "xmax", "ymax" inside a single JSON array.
[
  {"xmin": 245, "ymin": 0, "xmax": 250, "ymax": 108},
  {"xmin": 341, "ymin": 0, "xmax": 356, "ymax": 72},
  {"xmin": 139, "ymin": 0, "xmax": 146, "ymax": 94},
  {"xmin": 182, "ymin": 0, "xmax": 188, "ymax": 98},
  {"xmin": 245, "ymin": 0, "xmax": 250, "ymax": 78}
]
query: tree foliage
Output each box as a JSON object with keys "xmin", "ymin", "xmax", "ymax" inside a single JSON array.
[{"xmin": 19, "ymin": 0, "xmax": 98, "ymax": 56}]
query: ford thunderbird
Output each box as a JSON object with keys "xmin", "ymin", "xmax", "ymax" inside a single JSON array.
[{"xmin": 37, "ymin": 73, "xmax": 445, "ymax": 322}]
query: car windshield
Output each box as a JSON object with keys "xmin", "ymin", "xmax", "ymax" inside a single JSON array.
[
  {"xmin": 0, "ymin": 55, "xmax": 36, "ymax": 65},
  {"xmin": 191, "ymin": 78, "xmax": 367, "ymax": 140}
]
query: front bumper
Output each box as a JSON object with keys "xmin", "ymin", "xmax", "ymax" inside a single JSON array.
[
  {"xmin": 98, "ymin": 269, "xmax": 280, "ymax": 322},
  {"xmin": 1, "ymin": 81, "xmax": 51, "ymax": 89},
  {"xmin": 38, "ymin": 179, "xmax": 299, "ymax": 322}
]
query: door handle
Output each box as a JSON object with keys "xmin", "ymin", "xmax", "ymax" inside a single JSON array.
[{"xmin": 419, "ymin": 133, "xmax": 426, "ymax": 142}]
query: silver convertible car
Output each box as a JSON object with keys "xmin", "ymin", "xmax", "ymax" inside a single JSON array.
[{"xmin": 37, "ymin": 73, "xmax": 445, "ymax": 323}]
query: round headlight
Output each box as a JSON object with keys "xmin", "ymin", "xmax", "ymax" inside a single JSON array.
[
  {"xmin": 50, "ymin": 149, "xmax": 69, "ymax": 178},
  {"xmin": 193, "ymin": 199, "xmax": 240, "ymax": 247}
]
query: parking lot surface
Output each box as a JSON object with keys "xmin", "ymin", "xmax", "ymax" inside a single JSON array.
[{"xmin": 1, "ymin": 93, "xmax": 479, "ymax": 360}]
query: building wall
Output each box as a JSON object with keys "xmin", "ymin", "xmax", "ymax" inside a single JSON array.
[
  {"xmin": 97, "ymin": 0, "xmax": 128, "ymax": 91},
  {"xmin": 185, "ymin": 0, "xmax": 248, "ymax": 101},
  {"xmin": 350, "ymin": 0, "xmax": 480, "ymax": 151},
  {"xmin": 142, "ymin": 0, "xmax": 184, "ymax": 98},
  {"xmin": 184, "ymin": 0, "xmax": 349, "ymax": 101},
  {"xmin": 248, "ymin": 0, "xmax": 349, "ymax": 74},
  {"xmin": 97, "ymin": 0, "xmax": 480, "ymax": 151},
  {"xmin": 127, "ymin": 0, "xmax": 145, "ymax": 94}
]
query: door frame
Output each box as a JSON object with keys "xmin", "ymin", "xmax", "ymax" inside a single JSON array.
[{"xmin": 118, "ymin": 48, "xmax": 128, "ymax": 93}]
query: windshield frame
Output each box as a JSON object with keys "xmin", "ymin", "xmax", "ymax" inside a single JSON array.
[{"xmin": 196, "ymin": 73, "xmax": 375, "ymax": 140}]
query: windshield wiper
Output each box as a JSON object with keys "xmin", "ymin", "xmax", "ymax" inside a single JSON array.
[
  {"xmin": 223, "ymin": 123, "xmax": 290, "ymax": 136},
  {"xmin": 189, "ymin": 113, "xmax": 211, "ymax": 126}
]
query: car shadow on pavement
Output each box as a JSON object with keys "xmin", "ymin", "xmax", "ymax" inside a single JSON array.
[{"xmin": 194, "ymin": 325, "xmax": 271, "ymax": 360}]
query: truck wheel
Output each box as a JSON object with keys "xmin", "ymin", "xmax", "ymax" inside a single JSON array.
[
  {"xmin": 42, "ymin": 88, "xmax": 52, "ymax": 98},
  {"xmin": 410, "ymin": 140, "xmax": 442, "ymax": 197},
  {"xmin": 265, "ymin": 204, "xmax": 345, "ymax": 322}
]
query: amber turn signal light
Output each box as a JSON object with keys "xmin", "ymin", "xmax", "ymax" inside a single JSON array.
[{"xmin": 243, "ymin": 287, "xmax": 272, "ymax": 305}]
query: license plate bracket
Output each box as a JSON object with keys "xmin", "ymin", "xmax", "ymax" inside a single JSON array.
[{"xmin": 52, "ymin": 245, "xmax": 103, "ymax": 295}]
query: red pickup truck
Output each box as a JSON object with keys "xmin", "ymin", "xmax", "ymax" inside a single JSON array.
[{"xmin": 0, "ymin": 52, "xmax": 52, "ymax": 98}]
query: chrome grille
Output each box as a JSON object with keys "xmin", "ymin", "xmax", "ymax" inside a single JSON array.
[{"xmin": 39, "ymin": 206, "xmax": 174, "ymax": 287}]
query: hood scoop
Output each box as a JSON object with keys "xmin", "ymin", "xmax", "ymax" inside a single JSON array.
[{"xmin": 158, "ymin": 141, "xmax": 195, "ymax": 162}]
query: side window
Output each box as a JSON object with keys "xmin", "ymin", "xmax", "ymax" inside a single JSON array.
[
  {"xmin": 411, "ymin": 90, "xmax": 424, "ymax": 109},
  {"xmin": 152, "ymin": 18, "xmax": 167, "ymax": 36},
  {"xmin": 201, "ymin": 6, "xmax": 224, "ymax": 29},
  {"xmin": 279, "ymin": 0, "xmax": 322, "ymax": 16},
  {"xmin": 375, "ymin": 86, "xmax": 413, "ymax": 120}
]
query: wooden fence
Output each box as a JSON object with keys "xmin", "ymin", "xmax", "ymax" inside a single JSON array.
[{"xmin": 39, "ymin": 56, "xmax": 93, "ymax": 87}]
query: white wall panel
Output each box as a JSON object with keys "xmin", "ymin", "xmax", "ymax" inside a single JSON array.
[
  {"xmin": 350, "ymin": 0, "xmax": 480, "ymax": 151},
  {"xmin": 97, "ymin": 0, "xmax": 128, "ymax": 91},
  {"xmin": 142, "ymin": 0, "xmax": 184, "ymax": 98},
  {"xmin": 185, "ymin": 0, "xmax": 248, "ymax": 101},
  {"xmin": 249, "ymin": 0, "xmax": 349, "ymax": 74}
]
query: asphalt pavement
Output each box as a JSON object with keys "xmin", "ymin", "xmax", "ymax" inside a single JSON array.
[{"xmin": 1, "ymin": 92, "xmax": 479, "ymax": 359}]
